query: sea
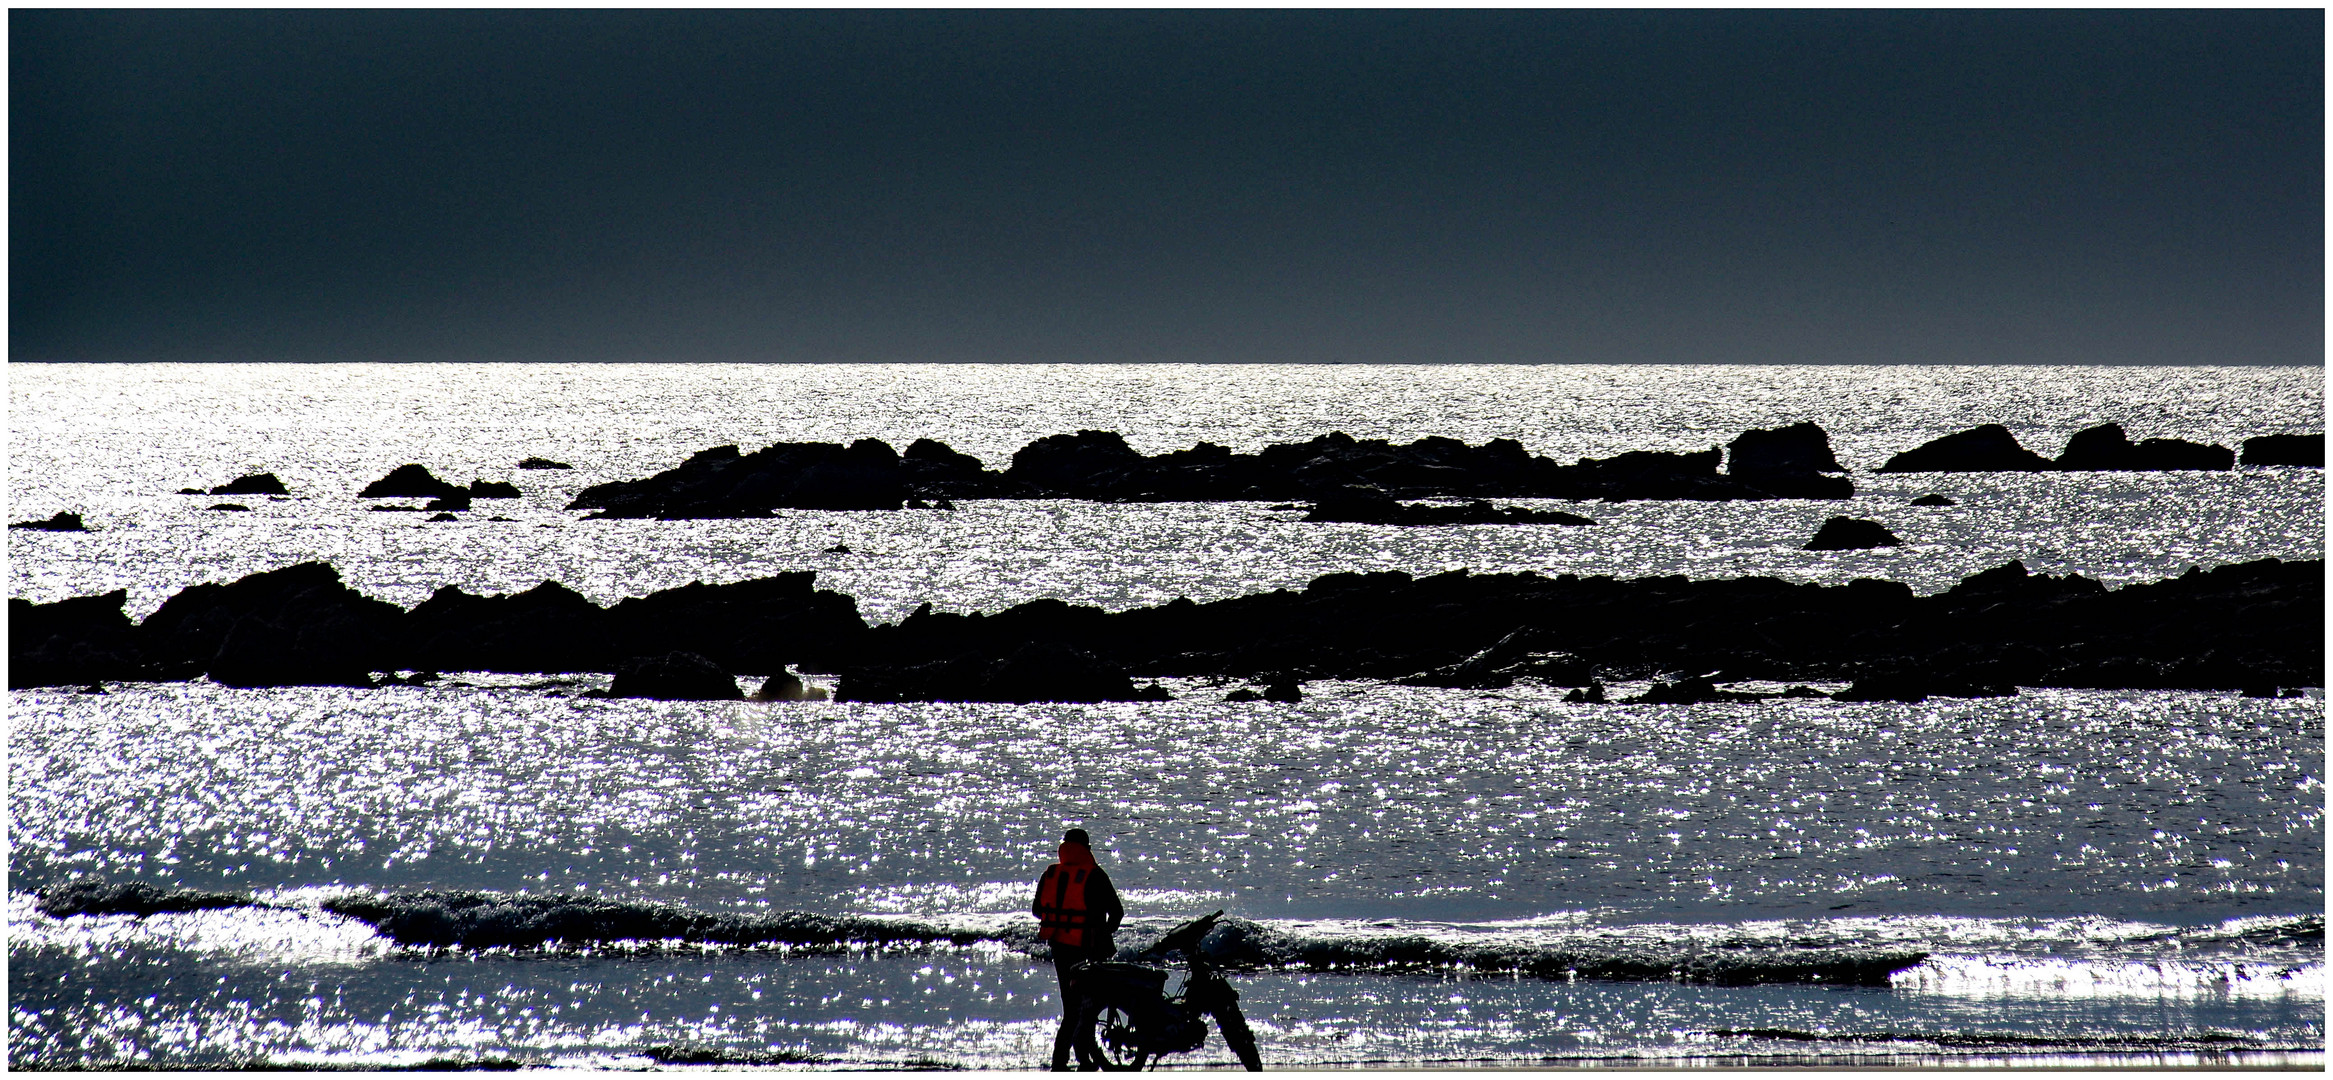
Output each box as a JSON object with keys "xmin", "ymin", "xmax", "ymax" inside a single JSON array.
[{"xmin": 7, "ymin": 362, "xmax": 2325, "ymax": 1069}]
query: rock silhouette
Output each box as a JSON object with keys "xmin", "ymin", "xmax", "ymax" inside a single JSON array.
[
  {"xmin": 359, "ymin": 464, "xmax": 468, "ymax": 499},
  {"xmin": 1877, "ymin": 425, "xmax": 2054, "ymax": 473},
  {"xmin": 568, "ymin": 426, "xmax": 1859, "ymax": 518},
  {"xmin": 1909, "ymin": 494, "xmax": 1957, "ymax": 507},
  {"xmin": 2052, "ymin": 424, "xmax": 2233, "ymax": 471},
  {"xmin": 568, "ymin": 439, "xmax": 907, "ymax": 517},
  {"xmin": 2241, "ymin": 433, "xmax": 2323, "ymax": 467},
  {"xmin": 1804, "ymin": 517, "xmax": 1902, "ymax": 551},
  {"xmin": 517, "ymin": 457, "xmax": 573, "ymax": 470},
  {"xmin": 205, "ymin": 472, "xmax": 289, "ymax": 496},
  {"xmin": 10, "ymin": 511, "xmax": 87, "ymax": 531},
  {"xmin": 10, "ymin": 591, "xmax": 148, "ymax": 688},
  {"xmin": 1725, "ymin": 422, "xmax": 1853, "ymax": 498},
  {"xmin": 139, "ymin": 562, "xmax": 407, "ymax": 687},
  {"xmin": 8, "ymin": 557, "xmax": 2317, "ymax": 696}
]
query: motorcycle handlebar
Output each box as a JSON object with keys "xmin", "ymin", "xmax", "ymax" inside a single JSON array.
[{"xmin": 1141, "ymin": 909, "xmax": 1227, "ymax": 959}]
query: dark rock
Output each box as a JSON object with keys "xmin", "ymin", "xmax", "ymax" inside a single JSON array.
[
  {"xmin": 753, "ymin": 672, "xmax": 828, "ymax": 701},
  {"xmin": 405, "ymin": 581, "xmax": 617, "ymax": 673},
  {"xmin": 177, "ymin": 487, "xmax": 206, "ymax": 495},
  {"xmin": 1909, "ymin": 494, "xmax": 1957, "ymax": 507},
  {"xmin": 579, "ymin": 427, "xmax": 1859, "ymax": 510},
  {"xmin": 1563, "ymin": 680, "xmax": 1608, "ymax": 703},
  {"xmin": 10, "ymin": 590, "xmax": 151, "ymax": 687},
  {"xmin": 138, "ymin": 562, "xmax": 405, "ymax": 686},
  {"xmin": 209, "ymin": 472, "xmax": 289, "ymax": 496},
  {"xmin": 10, "ymin": 511, "xmax": 86, "ymax": 531},
  {"xmin": 2242, "ymin": 685, "xmax": 2305, "ymax": 699},
  {"xmin": 2241, "ymin": 433, "xmax": 2323, "ymax": 467},
  {"xmin": 825, "ymin": 544, "xmax": 852, "ymax": 554},
  {"xmin": 1224, "ymin": 688, "xmax": 1263, "ymax": 702},
  {"xmin": 1307, "ymin": 489, "xmax": 1595, "ymax": 526},
  {"xmin": 569, "ymin": 440, "xmax": 905, "ymax": 518},
  {"xmin": 368, "ymin": 505, "xmax": 424, "ymax": 512},
  {"xmin": 1003, "ymin": 430, "xmax": 1150, "ymax": 498},
  {"xmin": 1133, "ymin": 682, "xmax": 1174, "ymax": 701},
  {"xmin": 1877, "ymin": 425, "xmax": 2053, "ymax": 473},
  {"xmin": 1726, "ymin": 422, "xmax": 1854, "ymax": 499},
  {"xmin": 1778, "ymin": 685, "xmax": 1829, "ymax": 698},
  {"xmin": 899, "ymin": 439, "xmax": 1012, "ymax": 499},
  {"xmin": 1262, "ymin": 678, "xmax": 1303, "ymax": 703},
  {"xmin": 360, "ymin": 464, "xmax": 468, "ymax": 499},
  {"xmin": 1804, "ymin": 517, "xmax": 1902, "ymax": 551},
  {"xmin": 606, "ymin": 651, "xmax": 743, "ymax": 700},
  {"xmin": 426, "ymin": 512, "xmax": 461, "ymax": 522},
  {"xmin": 2054, "ymin": 423, "xmax": 2233, "ymax": 471},
  {"xmin": 835, "ymin": 641, "xmax": 1139, "ymax": 703},
  {"xmin": 425, "ymin": 493, "xmax": 473, "ymax": 511},
  {"xmin": 467, "ymin": 480, "xmax": 522, "ymax": 498},
  {"xmin": 600, "ymin": 574, "xmax": 869, "ymax": 675},
  {"xmin": 517, "ymin": 457, "xmax": 573, "ymax": 470},
  {"xmin": 209, "ymin": 503, "xmax": 252, "ymax": 512}
]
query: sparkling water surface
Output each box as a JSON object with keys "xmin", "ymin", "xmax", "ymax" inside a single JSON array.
[{"xmin": 8, "ymin": 363, "xmax": 2323, "ymax": 1067}]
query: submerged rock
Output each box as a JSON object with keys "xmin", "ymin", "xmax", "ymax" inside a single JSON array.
[
  {"xmin": 467, "ymin": 480, "xmax": 522, "ymax": 498},
  {"xmin": 1877, "ymin": 425, "xmax": 2053, "ymax": 473},
  {"xmin": 2241, "ymin": 433, "xmax": 2323, "ymax": 467},
  {"xmin": 1307, "ymin": 488, "xmax": 1595, "ymax": 526},
  {"xmin": 208, "ymin": 503, "xmax": 252, "ymax": 512},
  {"xmin": 517, "ymin": 457, "xmax": 573, "ymax": 470},
  {"xmin": 1399, "ymin": 628, "xmax": 1593, "ymax": 689},
  {"xmin": 1909, "ymin": 493, "xmax": 1957, "ymax": 507},
  {"xmin": 1803, "ymin": 517, "xmax": 1902, "ymax": 551},
  {"xmin": 836, "ymin": 640, "xmax": 1139, "ymax": 703},
  {"xmin": 605, "ymin": 651, "xmax": 744, "ymax": 700},
  {"xmin": 10, "ymin": 511, "xmax": 87, "ymax": 531}
]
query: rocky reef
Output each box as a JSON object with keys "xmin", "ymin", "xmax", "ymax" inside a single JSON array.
[
  {"xmin": 1879, "ymin": 423, "xmax": 2247, "ymax": 473},
  {"xmin": 563, "ymin": 422, "xmax": 1856, "ymax": 519},
  {"xmin": 12, "ymin": 557, "xmax": 2317, "ymax": 698}
]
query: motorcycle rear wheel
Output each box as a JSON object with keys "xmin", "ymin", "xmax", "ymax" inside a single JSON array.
[{"xmin": 1076, "ymin": 1002, "xmax": 1151, "ymax": 1071}]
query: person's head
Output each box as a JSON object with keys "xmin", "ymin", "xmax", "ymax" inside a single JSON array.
[{"xmin": 1062, "ymin": 828, "xmax": 1090, "ymax": 847}]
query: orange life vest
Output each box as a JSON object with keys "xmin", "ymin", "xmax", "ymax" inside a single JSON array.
[{"xmin": 1034, "ymin": 843, "xmax": 1098, "ymax": 946}]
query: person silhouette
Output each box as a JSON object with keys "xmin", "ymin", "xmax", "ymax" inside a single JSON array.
[{"xmin": 1033, "ymin": 827, "xmax": 1124, "ymax": 1070}]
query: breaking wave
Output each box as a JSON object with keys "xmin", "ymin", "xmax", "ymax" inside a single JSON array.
[
  {"xmin": 308, "ymin": 889, "xmax": 1923, "ymax": 985},
  {"xmin": 34, "ymin": 880, "xmax": 2318, "ymax": 994}
]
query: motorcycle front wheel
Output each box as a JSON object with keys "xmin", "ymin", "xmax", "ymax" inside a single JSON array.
[
  {"xmin": 1075, "ymin": 1001, "xmax": 1151, "ymax": 1071},
  {"xmin": 1212, "ymin": 1001, "xmax": 1263, "ymax": 1071}
]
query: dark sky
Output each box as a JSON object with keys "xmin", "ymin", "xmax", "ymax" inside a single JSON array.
[{"xmin": 11, "ymin": 9, "xmax": 2322, "ymax": 363}]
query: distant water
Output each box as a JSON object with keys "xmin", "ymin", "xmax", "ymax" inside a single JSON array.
[{"xmin": 8, "ymin": 363, "xmax": 2324, "ymax": 1068}]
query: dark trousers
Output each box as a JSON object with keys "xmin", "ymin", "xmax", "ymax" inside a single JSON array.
[{"xmin": 1049, "ymin": 940, "xmax": 1112, "ymax": 1069}]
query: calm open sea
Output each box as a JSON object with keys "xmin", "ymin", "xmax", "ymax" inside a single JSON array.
[{"xmin": 8, "ymin": 363, "xmax": 2324, "ymax": 1068}]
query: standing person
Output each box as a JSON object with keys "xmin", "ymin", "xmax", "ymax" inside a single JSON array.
[{"xmin": 1033, "ymin": 827, "xmax": 1124, "ymax": 1070}]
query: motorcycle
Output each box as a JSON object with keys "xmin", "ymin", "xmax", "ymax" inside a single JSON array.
[{"xmin": 1071, "ymin": 910, "xmax": 1263, "ymax": 1071}]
